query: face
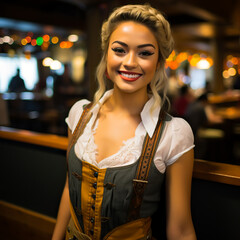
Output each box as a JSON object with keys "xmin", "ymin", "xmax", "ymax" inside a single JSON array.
[{"xmin": 106, "ymin": 21, "xmax": 159, "ymax": 95}]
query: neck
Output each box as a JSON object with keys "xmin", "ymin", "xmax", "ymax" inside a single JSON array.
[{"xmin": 106, "ymin": 86, "xmax": 149, "ymax": 116}]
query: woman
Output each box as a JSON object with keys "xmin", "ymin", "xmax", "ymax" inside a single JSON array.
[{"xmin": 52, "ymin": 4, "xmax": 196, "ymax": 240}]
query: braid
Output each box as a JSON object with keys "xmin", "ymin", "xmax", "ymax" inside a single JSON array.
[{"xmin": 95, "ymin": 4, "xmax": 174, "ymax": 111}]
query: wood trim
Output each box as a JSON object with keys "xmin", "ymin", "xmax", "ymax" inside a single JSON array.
[
  {"xmin": 0, "ymin": 200, "xmax": 56, "ymax": 240},
  {"xmin": 193, "ymin": 159, "xmax": 240, "ymax": 186},
  {"xmin": 0, "ymin": 126, "xmax": 68, "ymax": 150},
  {"xmin": 0, "ymin": 127, "xmax": 240, "ymax": 186}
]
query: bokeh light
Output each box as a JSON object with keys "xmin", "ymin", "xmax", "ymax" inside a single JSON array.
[
  {"xmin": 21, "ymin": 38, "xmax": 28, "ymax": 45},
  {"xmin": 50, "ymin": 60, "xmax": 62, "ymax": 70},
  {"xmin": 31, "ymin": 39, "xmax": 37, "ymax": 46},
  {"xmin": 36, "ymin": 37, "xmax": 44, "ymax": 46},
  {"xmin": 43, "ymin": 34, "xmax": 50, "ymax": 42},
  {"xmin": 68, "ymin": 34, "xmax": 78, "ymax": 42},
  {"xmin": 222, "ymin": 70, "xmax": 229, "ymax": 79},
  {"xmin": 59, "ymin": 41, "xmax": 73, "ymax": 48},
  {"xmin": 228, "ymin": 67, "xmax": 237, "ymax": 77},
  {"xmin": 51, "ymin": 36, "xmax": 59, "ymax": 44},
  {"xmin": 25, "ymin": 36, "xmax": 31, "ymax": 43},
  {"xmin": 42, "ymin": 57, "xmax": 53, "ymax": 67}
]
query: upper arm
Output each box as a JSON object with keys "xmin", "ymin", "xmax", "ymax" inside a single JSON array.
[{"xmin": 165, "ymin": 148, "xmax": 196, "ymax": 239}]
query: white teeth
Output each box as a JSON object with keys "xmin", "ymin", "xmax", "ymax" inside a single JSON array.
[{"xmin": 120, "ymin": 72, "xmax": 140, "ymax": 78}]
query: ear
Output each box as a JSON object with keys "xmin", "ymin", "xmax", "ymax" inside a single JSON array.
[{"xmin": 105, "ymin": 69, "xmax": 110, "ymax": 79}]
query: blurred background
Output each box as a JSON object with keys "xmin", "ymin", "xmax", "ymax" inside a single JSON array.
[{"xmin": 0, "ymin": 0, "xmax": 240, "ymax": 164}]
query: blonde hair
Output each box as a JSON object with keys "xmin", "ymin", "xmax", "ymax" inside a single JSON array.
[{"xmin": 94, "ymin": 4, "xmax": 174, "ymax": 110}]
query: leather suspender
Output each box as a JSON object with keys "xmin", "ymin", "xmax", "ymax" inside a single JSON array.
[
  {"xmin": 66, "ymin": 101, "xmax": 166, "ymax": 222},
  {"xmin": 127, "ymin": 109, "xmax": 166, "ymax": 221},
  {"xmin": 67, "ymin": 103, "xmax": 93, "ymax": 162}
]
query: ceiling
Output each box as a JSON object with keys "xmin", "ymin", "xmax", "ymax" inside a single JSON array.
[{"xmin": 1, "ymin": 0, "xmax": 240, "ymax": 55}]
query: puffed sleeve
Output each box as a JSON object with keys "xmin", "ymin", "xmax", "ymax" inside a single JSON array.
[
  {"xmin": 164, "ymin": 117, "xmax": 194, "ymax": 166},
  {"xmin": 65, "ymin": 99, "xmax": 91, "ymax": 133},
  {"xmin": 154, "ymin": 117, "xmax": 195, "ymax": 173}
]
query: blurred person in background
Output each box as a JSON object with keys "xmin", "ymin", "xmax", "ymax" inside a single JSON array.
[
  {"xmin": 8, "ymin": 68, "xmax": 27, "ymax": 92},
  {"xmin": 185, "ymin": 93, "xmax": 223, "ymax": 136},
  {"xmin": 172, "ymin": 84, "xmax": 195, "ymax": 118}
]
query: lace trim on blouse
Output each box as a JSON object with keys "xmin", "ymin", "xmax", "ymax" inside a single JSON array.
[{"xmin": 75, "ymin": 117, "xmax": 145, "ymax": 169}]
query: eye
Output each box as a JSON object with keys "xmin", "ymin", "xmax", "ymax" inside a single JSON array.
[
  {"xmin": 139, "ymin": 50, "xmax": 154, "ymax": 57},
  {"xmin": 111, "ymin": 47, "xmax": 125, "ymax": 54}
]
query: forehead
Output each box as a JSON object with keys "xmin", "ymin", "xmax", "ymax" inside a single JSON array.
[{"xmin": 109, "ymin": 21, "xmax": 158, "ymax": 47}]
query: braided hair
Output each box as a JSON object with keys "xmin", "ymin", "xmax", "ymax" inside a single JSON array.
[{"xmin": 94, "ymin": 4, "xmax": 174, "ymax": 110}]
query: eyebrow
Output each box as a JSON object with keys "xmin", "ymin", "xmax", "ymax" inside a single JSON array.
[{"xmin": 112, "ymin": 41, "xmax": 156, "ymax": 49}]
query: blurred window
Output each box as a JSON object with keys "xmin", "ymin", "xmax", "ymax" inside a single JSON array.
[{"xmin": 0, "ymin": 55, "xmax": 39, "ymax": 92}]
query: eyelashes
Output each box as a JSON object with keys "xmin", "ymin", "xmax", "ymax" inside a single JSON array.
[
  {"xmin": 111, "ymin": 47, "xmax": 154, "ymax": 57},
  {"xmin": 111, "ymin": 47, "xmax": 125, "ymax": 54},
  {"xmin": 140, "ymin": 51, "xmax": 154, "ymax": 56}
]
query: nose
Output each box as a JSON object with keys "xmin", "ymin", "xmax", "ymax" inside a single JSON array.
[{"xmin": 123, "ymin": 52, "xmax": 138, "ymax": 69}]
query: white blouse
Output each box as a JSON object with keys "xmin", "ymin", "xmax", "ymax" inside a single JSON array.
[{"xmin": 65, "ymin": 90, "xmax": 194, "ymax": 173}]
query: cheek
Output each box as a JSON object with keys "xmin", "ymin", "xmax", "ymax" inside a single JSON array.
[
  {"xmin": 143, "ymin": 60, "xmax": 158, "ymax": 74},
  {"xmin": 107, "ymin": 54, "xmax": 121, "ymax": 73},
  {"xmin": 107, "ymin": 50, "xmax": 115, "ymax": 65}
]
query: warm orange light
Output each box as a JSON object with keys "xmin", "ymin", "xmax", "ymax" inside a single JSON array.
[
  {"xmin": 43, "ymin": 34, "xmax": 50, "ymax": 42},
  {"xmin": 223, "ymin": 70, "xmax": 229, "ymax": 79},
  {"xmin": 59, "ymin": 41, "xmax": 66, "ymax": 48},
  {"xmin": 25, "ymin": 36, "xmax": 31, "ymax": 43},
  {"xmin": 41, "ymin": 42, "xmax": 50, "ymax": 51},
  {"xmin": 51, "ymin": 36, "xmax": 59, "ymax": 44},
  {"xmin": 190, "ymin": 54, "xmax": 200, "ymax": 67},
  {"xmin": 206, "ymin": 57, "xmax": 213, "ymax": 67},
  {"xmin": 176, "ymin": 52, "xmax": 188, "ymax": 63},
  {"xmin": 228, "ymin": 67, "xmax": 237, "ymax": 76},
  {"xmin": 166, "ymin": 50, "xmax": 176, "ymax": 62},
  {"xmin": 66, "ymin": 41, "xmax": 73, "ymax": 48},
  {"xmin": 169, "ymin": 61, "xmax": 179, "ymax": 70},
  {"xmin": 21, "ymin": 38, "xmax": 28, "ymax": 45},
  {"xmin": 60, "ymin": 41, "xmax": 73, "ymax": 48},
  {"xmin": 25, "ymin": 51, "xmax": 31, "ymax": 59},
  {"xmin": 232, "ymin": 57, "xmax": 238, "ymax": 65}
]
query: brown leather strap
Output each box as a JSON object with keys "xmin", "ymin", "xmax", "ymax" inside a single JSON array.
[
  {"xmin": 128, "ymin": 110, "xmax": 166, "ymax": 221},
  {"xmin": 67, "ymin": 103, "xmax": 92, "ymax": 162}
]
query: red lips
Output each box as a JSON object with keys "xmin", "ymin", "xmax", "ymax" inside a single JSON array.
[{"xmin": 118, "ymin": 71, "xmax": 142, "ymax": 82}]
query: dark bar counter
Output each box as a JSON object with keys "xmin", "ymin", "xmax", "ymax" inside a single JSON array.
[{"xmin": 0, "ymin": 127, "xmax": 240, "ymax": 240}]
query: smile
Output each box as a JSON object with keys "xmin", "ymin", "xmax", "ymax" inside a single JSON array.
[{"xmin": 118, "ymin": 71, "xmax": 142, "ymax": 81}]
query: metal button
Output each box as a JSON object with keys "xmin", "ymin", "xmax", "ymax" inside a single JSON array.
[
  {"xmin": 90, "ymin": 229, "xmax": 94, "ymax": 235},
  {"xmin": 92, "ymin": 193, "xmax": 96, "ymax": 199},
  {"xmin": 92, "ymin": 204, "xmax": 95, "ymax": 210},
  {"xmin": 93, "ymin": 182, "xmax": 97, "ymax": 189},
  {"xmin": 93, "ymin": 171, "xmax": 98, "ymax": 177},
  {"xmin": 90, "ymin": 217, "xmax": 95, "ymax": 223}
]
